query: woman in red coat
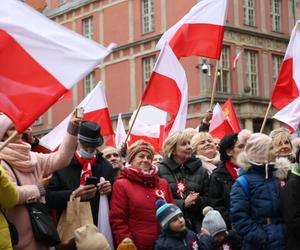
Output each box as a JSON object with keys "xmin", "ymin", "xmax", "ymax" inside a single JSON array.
[{"xmin": 110, "ymin": 140, "xmax": 174, "ymax": 250}]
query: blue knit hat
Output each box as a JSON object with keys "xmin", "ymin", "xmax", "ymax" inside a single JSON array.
[{"xmin": 155, "ymin": 199, "xmax": 182, "ymax": 230}]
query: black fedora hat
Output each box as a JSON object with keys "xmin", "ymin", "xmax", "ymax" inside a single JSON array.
[{"xmin": 78, "ymin": 121, "xmax": 103, "ymax": 147}]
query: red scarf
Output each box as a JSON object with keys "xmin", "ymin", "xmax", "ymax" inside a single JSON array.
[
  {"xmin": 75, "ymin": 151, "xmax": 97, "ymax": 185},
  {"xmin": 225, "ymin": 161, "xmax": 239, "ymax": 180}
]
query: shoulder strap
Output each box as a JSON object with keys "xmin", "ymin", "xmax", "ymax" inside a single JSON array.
[
  {"xmin": 236, "ymin": 176, "xmax": 249, "ymax": 197},
  {"xmin": 2, "ymin": 160, "xmax": 21, "ymax": 186}
]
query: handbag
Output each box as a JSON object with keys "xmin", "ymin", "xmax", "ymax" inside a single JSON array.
[
  {"xmin": 0, "ymin": 209, "xmax": 18, "ymax": 245},
  {"xmin": 7, "ymin": 161, "xmax": 60, "ymax": 246}
]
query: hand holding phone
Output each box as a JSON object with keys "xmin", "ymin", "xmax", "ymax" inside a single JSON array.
[{"xmin": 85, "ymin": 176, "xmax": 99, "ymax": 186}]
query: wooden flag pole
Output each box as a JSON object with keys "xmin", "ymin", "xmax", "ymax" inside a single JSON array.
[
  {"xmin": 210, "ymin": 60, "xmax": 220, "ymax": 109},
  {"xmin": 0, "ymin": 130, "xmax": 18, "ymax": 153},
  {"xmin": 260, "ymin": 101, "xmax": 272, "ymax": 133},
  {"xmin": 124, "ymin": 102, "xmax": 143, "ymax": 144}
]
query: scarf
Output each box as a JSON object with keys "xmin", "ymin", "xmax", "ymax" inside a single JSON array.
[
  {"xmin": 75, "ymin": 151, "xmax": 97, "ymax": 185},
  {"xmin": 292, "ymin": 163, "xmax": 300, "ymax": 177},
  {"xmin": 196, "ymin": 152, "xmax": 220, "ymax": 175},
  {"xmin": 0, "ymin": 142, "xmax": 36, "ymax": 172},
  {"xmin": 225, "ymin": 160, "xmax": 239, "ymax": 180}
]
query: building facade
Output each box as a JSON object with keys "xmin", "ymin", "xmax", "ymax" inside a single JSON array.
[{"xmin": 33, "ymin": 0, "xmax": 298, "ymax": 135}]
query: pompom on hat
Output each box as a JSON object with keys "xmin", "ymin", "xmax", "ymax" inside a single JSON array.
[
  {"xmin": 0, "ymin": 114, "xmax": 13, "ymax": 141},
  {"xmin": 156, "ymin": 199, "xmax": 183, "ymax": 230},
  {"xmin": 202, "ymin": 206, "xmax": 227, "ymax": 237}
]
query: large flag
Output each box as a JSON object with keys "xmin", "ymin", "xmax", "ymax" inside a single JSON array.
[
  {"xmin": 129, "ymin": 106, "xmax": 167, "ymax": 153},
  {"xmin": 273, "ymin": 97, "xmax": 300, "ymax": 132},
  {"xmin": 271, "ymin": 21, "xmax": 300, "ymax": 110},
  {"xmin": 0, "ymin": 0, "xmax": 110, "ymax": 132},
  {"xmin": 40, "ymin": 83, "xmax": 113, "ymax": 151},
  {"xmin": 209, "ymin": 104, "xmax": 234, "ymax": 139},
  {"xmin": 142, "ymin": 43, "xmax": 188, "ymax": 135},
  {"xmin": 156, "ymin": 0, "xmax": 228, "ymax": 59},
  {"xmin": 222, "ymin": 99, "xmax": 241, "ymax": 132}
]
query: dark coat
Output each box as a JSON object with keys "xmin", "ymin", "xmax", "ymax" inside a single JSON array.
[
  {"xmin": 208, "ymin": 161, "xmax": 235, "ymax": 228},
  {"xmin": 110, "ymin": 166, "xmax": 174, "ymax": 250},
  {"xmin": 280, "ymin": 171, "xmax": 300, "ymax": 250},
  {"xmin": 155, "ymin": 229, "xmax": 200, "ymax": 250},
  {"xmin": 158, "ymin": 156, "xmax": 209, "ymax": 232},
  {"xmin": 230, "ymin": 163, "xmax": 286, "ymax": 250},
  {"xmin": 45, "ymin": 152, "xmax": 114, "ymax": 224}
]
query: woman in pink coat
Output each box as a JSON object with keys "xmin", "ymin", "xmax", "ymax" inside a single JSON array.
[
  {"xmin": 0, "ymin": 113, "xmax": 81, "ymax": 250},
  {"xmin": 110, "ymin": 140, "xmax": 175, "ymax": 250}
]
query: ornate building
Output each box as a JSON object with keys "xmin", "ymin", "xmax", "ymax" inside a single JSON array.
[{"xmin": 34, "ymin": 0, "xmax": 298, "ymax": 135}]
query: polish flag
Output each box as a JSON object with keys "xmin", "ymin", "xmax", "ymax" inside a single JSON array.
[
  {"xmin": 157, "ymin": 0, "xmax": 228, "ymax": 59},
  {"xmin": 273, "ymin": 97, "xmax": 300, "ymax": 132},
  {"xmin": 232, "ymin": 51, "xmax": 242, "ymax": 70},
  {"xmin": 40, "ymin": 83, "xmax": 113, "ymax": 151},
  {"xmin": 129, "ymin": 106, "xmax": 167, "ymax": 153},
  {"xmin": 209, "ymin": 104, "xmax": 234, "ymax": 139},
  {"xmin": 271, "ymin": 21, "xmax": 300, "ymax": 110},
  {"xmin": 0, "ymin": 0, "xmax": 110, "ymax": 132},
  {"xmin": 222, "ymin": 99, "xmax": 241, "ymax": 132},
  {"xmin": 142, "ymin": 43, "xmax": 188, "ymax": 136},
  {"xmin": 115, "ymin": 113, "xmax": 127, "ymax": 149}
]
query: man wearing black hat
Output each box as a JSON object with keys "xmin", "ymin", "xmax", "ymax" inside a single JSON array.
[{"xmin": 45, "ymin": 121, "xmax": 114, "ymax": 225}]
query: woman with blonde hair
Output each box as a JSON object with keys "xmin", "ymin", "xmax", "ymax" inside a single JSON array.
[
  {"xmin": 158, "ymin": 131, "xmax": 209, "ymax": 232},
  {"xmin": 110, "ymin": 140, "xmax": 174, "ymax": 250},
  {"xmin": 191, "ymin": 132, "xmax": 220, "ymax": 175}
]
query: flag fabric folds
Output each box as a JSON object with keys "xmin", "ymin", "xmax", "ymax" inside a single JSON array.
[
  {"xmin": 222, "ymin": 99, "xmax": 241, "ymax": 133},
  {"xmin": 40, "ymin": 83, "xmax": 113, "ymax": 151},
  {"xmin": 142, "ymin": 43, "xmax": 188, "ymax": 136},
  {"xmin": 0, "ymin": 0, "xmax": 110, "ymax": 132},
  {"xmin": 157, "ymin": 0, "xmax": 228, "ymax": 59},
  {"xmin": 115, "ymin": 113, "xmax": 127, "ymax": 149},
  {"xmin": 271, "ymin": 21, "xmax": 300, "ymax": 110}
]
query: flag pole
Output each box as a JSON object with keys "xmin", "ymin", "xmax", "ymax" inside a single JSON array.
[
  {"xmin": 124, "ymin": 102, "xmax": 143, "ymax": 144},
  {"xmin": 0, "ymin": 131, "xmax": 19, "ymax": 153},
  {"xmin": 210, "ymin": 60, "xmax": 220, "ymax": 109},
  {"xmin": 260, "ymin": 102, "xmax": 272, "ymax": 133}
]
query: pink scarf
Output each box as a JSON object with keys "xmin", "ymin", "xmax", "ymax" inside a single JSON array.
[
  {"xmin": 196, "ymin": 151, "xmax": 220, "ymax": 175},
  {"xmin": 0, "ymin": 142, "xmax": 36, "ymax": 172}
]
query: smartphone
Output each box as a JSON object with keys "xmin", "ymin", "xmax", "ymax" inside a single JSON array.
[
  {"xmin": 75, "ymin": 107, "xmax": 84, "ymax": 118},
  {"xmin": 85, "ymin": 176, "xmax": 99, "ymax": 186}
]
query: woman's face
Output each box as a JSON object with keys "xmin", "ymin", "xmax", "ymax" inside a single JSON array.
[
  {"xmin": 273, "ymin": 139, "xmax": 292, "ymax": 157},
  {"xmin": 131, "ymin": 151, "xmax": 153, "ymax": 171},
  {"xmin": 196, "ymin": 137, "xmax": 217, "ymax": 159},
  {"xmin": 173, "ymin": 139, "xmax": 192, "ymax": 163},
  {"xmin": 226, "ymin": 140, "xmax": 244, "ymax": 163}
]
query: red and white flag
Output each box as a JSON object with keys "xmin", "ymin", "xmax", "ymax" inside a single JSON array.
[
  {"xmin": 129, "ymin": 105, "xmax": 167, "ymax": 153},
  {"xmin": 115, "ymin": 113, "xmax": 126, "ymax": 149},
  {"xmin": 271, "ymin": 21, "xmax": 300, "ymax": 110},
  {"xmin": 222, "ymin": 99, "xmax": 241, "ymax": 132},
  {"xmin": 273, "ymin": 97, "xmax": 300, "ymax": 132},
  {"xmin": 142, "ymin": 43, "xmax": 188, "ymax": 136},
  {"xmin": 209, "ymin": 104, "xmax": 234, "ymax": 139},
  {"xmin": 0, "ymin": 0, "xmax": 110, "ymax": 132},
  {"xmin": 40, "ymin": 83, "xmax": 113, "ymax": 151},
  {"xmin": 157, "ymin": 0, "xmax": 228, "ymax": 59},
  {"xmin": 232, "ymin": 51, "xmax": 242, "ymax": 70}
]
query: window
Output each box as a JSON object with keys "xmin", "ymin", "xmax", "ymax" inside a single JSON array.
[
  {"xmin": 245, "ymin": 50, "xmax": 259, "ymax": 96},
  {"xmin": 217, "ymin": 46, "xmax": 231, "ymax": 93},
  {"xmin": 84, "ymin": 72, "xmax": 96, "ymax": 96},
  {"xmin": 270, "ymin": 0, "xmax": 281, "ymax": 32},
  {"xmin": 272, "ymin": 55, "xmax": 283, "ymax": 84},
  {"xmin": 142, "ymin": 0, "xmax": 154, "ymax": 33},
  {"xmin": 243, "ymin": 0, "xmax": 255, "ymax": 26},
  {"xmin": 143, "ymin": 56, "xmax": 156, "ymax": 85},
  {"xmin": 82, "ymin": 17, "xmax": 94, "ymax": 39}
]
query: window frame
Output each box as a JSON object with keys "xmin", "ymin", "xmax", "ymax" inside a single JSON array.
[
  {"xmin": 84, "ymin": 72, "xmax": 96, "ymax": 96},
  {"xmin": 270, "ymin": 0, "xmax": 281, "ymax": 32},
  {"xmin": 82, "ymin": 16, "xmax": 94, "ymax": 40},
  {"xmin": 142, "ymin": 0, "xmax": 155, "ymax": 34},
  {"xmin": 245, "ymin": 50, "xmax": 259, "ymax": 96},
  {"xmin": 243, "ymin": 0, "xmax": 256, "ymax": 26},
  {"xmin": 142, "ymin": 55, "xmax": 157, "ymax": 86}
]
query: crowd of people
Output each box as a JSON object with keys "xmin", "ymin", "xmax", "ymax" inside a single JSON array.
[{"xmin": 0, "ymin": 110, "xmax": 300, "ymax": 250}]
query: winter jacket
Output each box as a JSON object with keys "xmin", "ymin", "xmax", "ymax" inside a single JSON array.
[
  {"xmin": 230, "ymin": 154, "xmax": 289, "ymax": 250},
  {"xmin": 0, "ymin": 122, "xmax": 79, "ymax": 250},
  {"xmin": 46, "ymin": 152, "xmax": 114, "ymax": 224},
  {"xmin": 155, "ymin": 229, "xmax": 200, "ymax": 250},
  {"xmin": 208, "ymin": 161, "xmax": 235, "ymax": 228},
  {"xmin": 280, "ymin": 164, "xmax": 300, "ymax": 250},
  {"xmin": 110, "ymin": 165, "xmax": 175, "ymax": 250},
  {"xmin": 0, "ymin": 165, "xmax": 19, "ymax": 250},
  {"xmin": 158, "ymin": 156, "xmax": 209, "ymax": 232}
]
